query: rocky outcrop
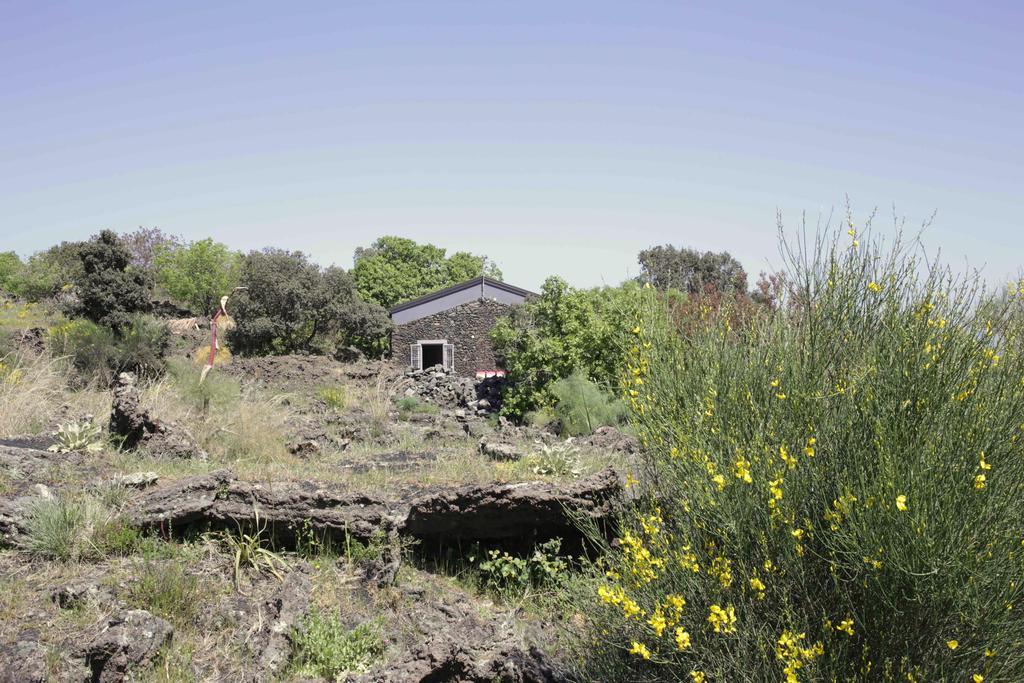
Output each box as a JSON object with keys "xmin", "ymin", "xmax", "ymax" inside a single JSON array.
[
  {"xmin": 354, "ymin": 590, "xmax": 564, "ymax": 683},
  {"xmin": 403, "ymin": 468, "xmax": 621, "ymax": 550},
  {"xmin": 250, "ymin": 570, "xmax": 312, "ymax": 681},
  {"xmin": 109, "ymin": 372, "xmax": 206, "ymax": 459},
  {"xmin": 127, "ymin": 470, "xmax": 397, "ymax": 545},
  {"xmin": 0, "ymin": 639, "xmax": 49, "ymax": 683},
  {"xmin": 79, "ymin": 609, "xmax": 173, "ymax": 683},
  {"xmin": 127, "ymin": 468, "xmax": 622, "ymax": 552}
]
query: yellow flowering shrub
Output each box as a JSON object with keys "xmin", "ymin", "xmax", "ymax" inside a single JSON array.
[{"xmin": 566, "ymin": 219, "xmax": 1024, "ymax": 682}]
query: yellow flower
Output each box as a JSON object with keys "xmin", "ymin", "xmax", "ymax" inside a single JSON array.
[
  {"xmin": 628, "ymin": 641, "xmax": 651, "ymax": 659},
  {"xmin": 734, "ymin": 457, "xmax": 752, "ymax": 484},
  {"xmin": 947, "ymin": 639, "xmax": 959, "ymax": 650},
  {"xmin": 675, "ymin": 627, "xmax": 692, "ymax": 651},
  {"xmin": 973, "ymin": 675, "xmax": 984, "ymax": 683},
  {"xmin": 979, "ymin": 454, "xmax": 991, "ymax": 470},
  {"xmin": 896, "ymin": 495, "xmax": 908, "ymax": 511},
  {"xmin": 648, "ymin": 610, "xmax": 667, "ymax": 637},
  {"xmin": 690, "ymin": 671, "xmax": 706, "ymax": 683},
  {"xmin": 791, "ymin": 528, "xmax": 805, "ymax": 541},
  {"xmin": 712, "ymin": 474, "xmax": 726, "ymax": 491},
  {"xmin": 975, "ymin": 474, "xmax": 987, "ymax": 490},
  {"xmin": 707, "ymin": 604, "xmax": 737, "ymax": 634},
  {"xmin": 837, "ymin": 618, "xmax": 854, "ymax": 636},
  {"xmin": 868, "ymin": 281, "xmax": 882, "ymax": 293}
]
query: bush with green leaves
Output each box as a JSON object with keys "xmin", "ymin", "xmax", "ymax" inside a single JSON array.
[
  {"xmin": 0, "ymin": 251, "xmax": 23, "ymax": 293},
  {"xmin": 492, "ymin": 277, "xmax": 640, "ymax": 421},
  {"xmin": 24, "ymin": 496, "xmax": 130, "ymax": 561},
  {"xmin": 153, "ymin": 238, "xmax": 241, "ymax": 315},
  {"xmin": 49, "ymin": 315, "xmax": 168, "ymax": 385},
  {"xmin": 6, "ymin": 240, "xmax": 84, "ymax": 301},
  {"xmin": 570, "ymin": 219, "xmax": 1024, "ymax": 682},
  {"xmin": 549, "ymin": 371, "xmax": 627, "ymax": 436},
  {"xmin": 476, "ymin": 538, "xmax": 569, "ymax": 600},
  {"xmin": 289, "ymin": 611, "xmax": 385, "ymax": 678},
  {"xmin": 229, "ymin": 249, "xmax": 390, "ymax": 357},
  {"xmin": 64, "ymin": 230, "xmax": 152, "ymax": 331},
  {"xmin": 352, "ymin": 235, "xmax": 502, "ymax": 309}
]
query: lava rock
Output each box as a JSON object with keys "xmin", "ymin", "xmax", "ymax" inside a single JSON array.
[{"xmin": 80, "ymin": 609, "xmax": 173, "ymax": 683}]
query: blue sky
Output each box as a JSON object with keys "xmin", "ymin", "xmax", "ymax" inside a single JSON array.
[{"xmin": 1, "ymin": 1, "xmax": 1021, "ymax": 290}]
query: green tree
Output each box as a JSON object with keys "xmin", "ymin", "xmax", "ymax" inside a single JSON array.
[
  {"xmin": 120, "ymin": 227, "xmax": 182, "ymax": 274},
  {"xmin": 0, "ymin": 252, "xmax": 23, "ymax": 293},
  {"xmin": 153, "ymin": 238, "xmax": 241, "ymax": 315},
  {"xmin": 637, "ymin": 244, "xmax": 747, "ymax": 294},
  {"xmin": 65, "ymin": 231, "xmax": 152, "ymax": 330},
  {"xmin": 491, "ymin": 276, "xmax": 640, "ymax": 421},
  {"xmin": 352, "ymin": 236, "xmax": 502, "ymax": 309},
  {"xmin": 7, "ymin": 241, "xmax": 85, "ymax": 301},
  {"xmin": 229, "ymin": 249, "xmax": 390, "ymax": 356}
]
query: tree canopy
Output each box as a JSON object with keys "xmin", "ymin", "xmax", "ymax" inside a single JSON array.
[
  {"xmin": 229, "ymin": 249, "xmax": 390, "ymax": 357},
  {"xmin": 352, "ymin": 236, "xmax": 502, "ymax": 309},
  {"xmin": 153, "ymin": 238, "xmax": 241, "ymax": 315},
  {"xmin": 637, "ymin": 244, "xmax": 747, "ymax": 294},
  {"xmin": 65, "ymin": 230, "xmax": 152, "ymax": 331}
]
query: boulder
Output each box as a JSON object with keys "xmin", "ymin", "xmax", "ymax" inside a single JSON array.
[
  {"xmin": 479, "ymin": 438, "xmax": 523, "ymax": 462},
  {"xmin": 79, "ymin": 609, "xmax": 173, "ymax": 683},
  {"xmin": 109, "ymin": 373, "xmax": 206, "ymax": 459},
  {"xmin": 581, "ymin": 426, "xmax": 641, "ymax": 455}
]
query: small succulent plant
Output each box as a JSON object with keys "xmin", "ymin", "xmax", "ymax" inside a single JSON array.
[{"xmin": 48, "ymin": 418, "xmax": 105, "ymax": 453}]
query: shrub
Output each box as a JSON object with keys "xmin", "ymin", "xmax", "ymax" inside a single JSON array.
[
  {"xmin": 289, "ymin": 610, "xmax": 385, "ymax": 678},
  {"xmin": 48, "ymin": 318, "xmax": 117, "ymax": 385},
  {"xmin": 115, "ymin": 315, "xmax": 169, "ymax": 380},
  {"xmin": 549, "ymin": 371, "xmax": 627, "ymax": 436},
  {"xmin": 6, "ymin": 241, "xmax": 84, "ymax": 302},
  {"xmin": 153, "ymin": 238, "xmax": 241, "ymax": 315},
  {"xmin": 49, "ymin": 316, "xmax": 167, "ymax": 385},
  {"xmin": 0, "ymin": 251, "xmax": 23, "ymax": 293},
  {"xmin": 491, "ymin": 277, "xmax": 640, "ymax": 421},
  {"xmin": 64, "ymin": 230, "xmax": 152, "ymax": 331},
  {"xmin": 474, "ymin": 538, "xmax": 569, "ymax": 600},
  {"xmin": 574, "ymin": 219, "xmax": 1024, "ymax": 681},
  {"xmin": 229, "ymin": 249, "xmax": 390, "ymax": 357}
]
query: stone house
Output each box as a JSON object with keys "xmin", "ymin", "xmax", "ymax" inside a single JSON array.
[{"xmin": 389, "ymin": 276, "xmax": 534, "ymax": 377}]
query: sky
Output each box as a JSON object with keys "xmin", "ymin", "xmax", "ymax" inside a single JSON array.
[{"xmin": 1, "ymin": 1, "xmax": 1021, "ymax": 291}]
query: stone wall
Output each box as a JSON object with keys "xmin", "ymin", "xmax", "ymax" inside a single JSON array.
[{"xmin": 391, "ymin": 298, "xmax": 511, "ymax": 377}]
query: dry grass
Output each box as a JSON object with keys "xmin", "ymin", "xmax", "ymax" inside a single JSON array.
[{"xmin": 0, "ymin": 351, "xmax": 70, "ymax": 436}]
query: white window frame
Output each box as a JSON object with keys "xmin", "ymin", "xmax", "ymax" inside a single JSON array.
[{"xmin": 412, "ymin": 339, "xmax": 454, "ymax": 371}]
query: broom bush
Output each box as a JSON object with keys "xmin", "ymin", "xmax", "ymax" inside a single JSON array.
[{"xmin": 573, "ymin": 217, "xmax": 1024, "ymax": 681}]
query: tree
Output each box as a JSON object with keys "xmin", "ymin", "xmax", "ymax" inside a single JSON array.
[
  {"xmin": 229, "ymin": 249, "xmax": 390, "ymax": 356},
  {"xmin": 637, "ymin": 245, "xmax": 747, "ymax": 294},
  {"xmin": 65, "ymin": 230, "xmax": 152, "ymax": 331},
  {"xmin": 491, "ymin": 276, "xmax": 641, "ymax": 420},
  {"xmin": 153, "ymin": 238, "xmax": 241, "ymax": 315},
  {"xmin": 120, "ymin": 227, "xmax": 182, "ymax": 273},
  {"xmin": 0, "ymin": 252, "xmax": 22, "ymax": 293},
  {"xmin": 352, "ymin": 236, "xmax": 502, "ymax": 309},
  {"xmin": 6, "ymin": 241, "xmax": 85, "ymax": 301}
]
